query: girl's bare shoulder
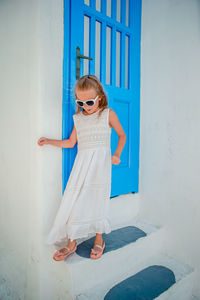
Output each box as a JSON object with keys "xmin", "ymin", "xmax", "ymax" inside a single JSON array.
[
  {"xmin": 108, "ymin": 108, "xmax": 119, "ymax": 129},
  {"xmin": 108, "ymin": 108, "xmax": 118, "ymax": 119}
]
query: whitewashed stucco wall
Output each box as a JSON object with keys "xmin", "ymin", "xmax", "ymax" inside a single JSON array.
[
  {"xmin": 1, "ymin": 0, "xmax": 200, "ymax": 299},
  {"xmin": 0, "ymin": 0, "xmax": 73, "ymax": 299},
  {"xmin": 0, "ymin": 0, "xmax": 40, "ymax": 299},
  {"xmin": 140, "ymin": 0, "xmax": 200, "ymax": 296}
]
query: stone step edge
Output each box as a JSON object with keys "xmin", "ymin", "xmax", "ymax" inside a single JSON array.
[{"xmin": 74, "ymin": 253, "xmax": 194, "ymax": 300}]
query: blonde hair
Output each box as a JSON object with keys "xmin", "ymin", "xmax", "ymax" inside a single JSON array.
[{"xmin": 74, "ymin": 75, "xmax": 108, "ymax": 118}]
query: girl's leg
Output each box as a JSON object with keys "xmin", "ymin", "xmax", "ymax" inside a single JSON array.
[
  {"xmin": 68, "ymin": 238, "xmax": 76, "ymax": 248},
  {"xmin": 55, "ymin": 238, "xmax": 77, "ymax": 255},
  {"xmin": 90, "ymin": 233, "xmax": 105, "ymax": 258},
  {"xmin": 94, "ymin": 233, "xmax": 104, "ymax": 246}
]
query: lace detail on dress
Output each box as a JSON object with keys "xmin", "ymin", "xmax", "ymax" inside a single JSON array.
[
  {"xmin": 73, "ymin": 107, "xmax": 111, "ymax": 151},
  {"xmin": 46, "ymin": 218, "xmax": 112, "ymax": 245}
]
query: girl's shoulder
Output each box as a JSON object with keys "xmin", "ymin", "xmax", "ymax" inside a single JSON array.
[
  {"xmin": 107, "ymin": 108, "xmax": 118, "ymax": 124},
  {"xmin": 108, "ymin": 107, "xmax": 116, "ymax": 115},
  {"xmin": 107, "ymin": 107, "xmax": 115, "ymax": 118},
  {"xmin": 73, "ymin": 112, "xmax": 82, "ymax": 119},
  {"xmin": 105, "ymin": 107, "xmax": 113, "ymax": 114}
]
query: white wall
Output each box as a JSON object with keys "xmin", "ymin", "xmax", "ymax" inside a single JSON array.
[
  {"xmin": 0, "ymin": 0, "xmax": 40, "ymax": 299},
  {"xmin": 1, "ymin": 0, "xmax": 200, "ymax": 298},
  {"xmin": 140, "ymin": 0, "xmax": 200, "ymax": 296},
  {"xmin": 0, "ymin": 0, "xmax": 73, "ymax": 299}
]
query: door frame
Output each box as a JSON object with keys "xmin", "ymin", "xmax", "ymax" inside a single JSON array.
[{"xmin": 62, "ymin": 0, "xmax": 73, "ymax": 194}]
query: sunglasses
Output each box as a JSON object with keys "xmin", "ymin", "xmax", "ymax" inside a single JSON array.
[{"xmin": 75, "ymin": 95, "xmax": 99, "ymax": 107}]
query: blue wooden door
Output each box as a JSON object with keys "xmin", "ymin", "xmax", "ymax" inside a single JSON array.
[{"xmin": 63, "ymin": 0, "xmax": 142, "ymax": 196}]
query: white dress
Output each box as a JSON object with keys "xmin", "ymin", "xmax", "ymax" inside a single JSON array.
[{"xmin": 45, "ymin": 107, "xmax": 112, "ymax": 245}]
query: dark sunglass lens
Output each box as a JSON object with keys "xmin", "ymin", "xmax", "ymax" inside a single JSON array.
[
  {"xmin": 86, "ymin": 100, "xmax": 94, "ymax": 106},
  {"xmin": 77, "ymin": 101, "xmax": 83, "ymax": 107}
]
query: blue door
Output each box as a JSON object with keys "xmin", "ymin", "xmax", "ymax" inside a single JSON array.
[{"xmin": 63, "ymin": 0, "xmax": 142, "ymax": 196}]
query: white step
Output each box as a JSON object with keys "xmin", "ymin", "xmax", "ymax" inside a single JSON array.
[
  {"xmin": 154, "ymin": 256, "xmax": 194, "ymax": 300},
  {"xmin": 191, "ymin": 296, "xmax": 200, "ymax": 300},
  {"xmin": 75, "ymin": 253, "xmax": 194, "ymax": 300},
  {"xmin": 64, "ymin": 217, "xmax": 162, "ymax": 298}
]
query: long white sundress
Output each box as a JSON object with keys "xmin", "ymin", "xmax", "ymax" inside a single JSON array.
[{"xmin": 45, "ymin": 107, "xmax": 112, "ymax": 246}]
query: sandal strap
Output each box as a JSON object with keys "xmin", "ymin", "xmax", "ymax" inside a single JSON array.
[
  {"xmin": 55, "ymin": 247, "xmax": 70, "ymax": 257},
  {"xmin": 91, "ymin": 248, "xmax": 101, "ymax": 254},
  {"xmin": 91, "ymin": 243, "xmax": 104, "ymax": 253},
  {"xmin": 93, "ymin": 244, "xmax": 103, "ymax": 249},
  {"xmin": 55, "ymin": 245, "xmax": 76, "ymax": 257}
]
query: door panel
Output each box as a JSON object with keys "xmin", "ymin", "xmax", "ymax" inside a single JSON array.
[{"xmin": 63, "ymin": 0, "xmax": 142, "ymax": 196}]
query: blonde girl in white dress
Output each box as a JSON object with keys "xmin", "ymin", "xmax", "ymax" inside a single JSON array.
[{"xmin": 37, "ymin": 75, "xmax": 126, "ymax": 261}]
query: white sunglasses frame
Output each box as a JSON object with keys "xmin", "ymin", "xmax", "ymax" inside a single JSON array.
[{"xmin": 75, "ymin": 95, "xmax": 99, "ymax": 107}]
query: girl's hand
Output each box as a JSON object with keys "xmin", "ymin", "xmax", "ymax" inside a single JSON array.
[
  {"xmin": 37, "ymin": 137, "xmax": 49, "ymax": 146},
  {"xmin": 111, "ymin": 154, "xmax": 121, "ymax": 165}
]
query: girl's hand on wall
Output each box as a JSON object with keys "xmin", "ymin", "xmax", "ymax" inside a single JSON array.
[
  {"xmin": 111, "ymin": 154, "xmax": 121, "ymax": 165},
  {"xmin": 37, "ymin": 137, "xmax": 49, "ymax": 146}
]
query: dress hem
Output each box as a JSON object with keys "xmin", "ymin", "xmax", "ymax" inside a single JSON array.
[{"xmin": 44, "ymin": 217, "xmax": 112, "ymax": 245}]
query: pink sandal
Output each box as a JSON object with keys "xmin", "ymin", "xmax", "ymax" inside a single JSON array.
[
  {"xmin": 90, "ymin": 240, "xmax": 105, "ymax": 259},
  {"xmin": 53, "ymin": 243, "xmax": 77, "ymax": 261}
]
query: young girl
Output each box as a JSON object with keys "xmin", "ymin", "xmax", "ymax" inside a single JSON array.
[{"xmin": 38, "ymin": 75, "xmax": 126, "ymax": 261}]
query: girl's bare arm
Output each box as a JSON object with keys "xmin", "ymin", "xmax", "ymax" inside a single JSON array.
[
  {"xmin": 37, "ymin": 125, "xmax": 77, "ymax": 148},
  {"xmin": 109, "ymin": 108, "xmax": 126, "ymax": 158},
  {"xmin": 62, "ymin": 125, "xmax": 77, "ymax": 148}
]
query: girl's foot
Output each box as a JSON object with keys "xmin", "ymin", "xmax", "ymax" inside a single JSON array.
[
  {"xmin": 53, "ymin": 239, "xmax": 77, "ymax": 261},
  {"xmin": 90, "ymin": 239, "xmax": 105, "ymax": 259}
]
